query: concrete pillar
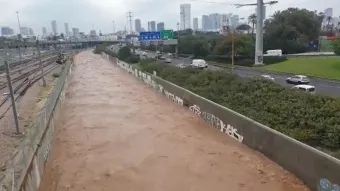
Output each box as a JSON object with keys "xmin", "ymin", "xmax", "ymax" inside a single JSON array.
[{"xmin": 255, "ymin": 0, "xmax": 264, "ymax": 65}]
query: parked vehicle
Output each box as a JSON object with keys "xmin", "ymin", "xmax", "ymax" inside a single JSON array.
[
  {"xmin": 286, "ymin": 75, "xmax": 310, "ymax": 84},
  {"xmin": 293, "ymin": 85, "xmax": 316, "ymax": 94},
  {"xmin": 190, "ymin": 59, "xmax": 208, "ymax": 69},
  {"xmin": 261, "ymin": 74, "xmax": 275, "ymax": 81}
]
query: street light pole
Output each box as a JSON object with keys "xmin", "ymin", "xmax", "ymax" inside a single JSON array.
[
  {"xmin": 176, "ymin": 22, "xmax": 180, "ymax": 57},
  {"xmin": 112, "ymin": 21, "xmax": 115, "ymax": 34},
  {"xmin": 255, "ymin": 0, "xmax": 264, "ymax": 65},
  {"xmin": 16, "ymin": 11, "xmax": 22, "ymax": 61}
]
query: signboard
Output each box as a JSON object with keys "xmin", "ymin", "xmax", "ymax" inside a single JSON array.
[
  {"xmin": 134, "ymin": 39, "xmax": 178, "ymax": 46},
  {"xmin": 139, "ymin": 32, "xmax": 160, "ymax": 41},
  {"xmin": 160, "ymin": 30, "xmax": 174, "ymax": 40}
]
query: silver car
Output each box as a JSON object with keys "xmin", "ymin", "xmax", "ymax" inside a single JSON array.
[{"xmin": 286, "ymin": 75, "xmax": 310, "ymax": 85}]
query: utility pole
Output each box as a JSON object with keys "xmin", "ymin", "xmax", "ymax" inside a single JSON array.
[
  {"xmin": 112, "ymin": 21, "xmax": 115, "ymax": 34},
  {"xmin": 127, "ymin": 11, "xmax": 133, "ymax": 34},
  {"xmin": 2, "ymin": 57, "xmax": 20, "ymax": 134},
  {"xmin": 16, "ymin": 11, "xmax": 22, "ymax": 62},
  {"xmin": 176, "ymin": 22, "xmax": 180, "ymax": 57},
  {"xmin": 231, "ymin": 28, "xmax": 235, "ymax": 72},
  {"xmin": 36, "ymin": 40, "xmax": 46, "ymax": 87},
  {"xmin": 255, "ymin": 0, "xmax": 264, "ymax": 65}
]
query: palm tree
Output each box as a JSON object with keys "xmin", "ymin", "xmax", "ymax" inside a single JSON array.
[{"xmin": 248, "ymin": 14, "xmax": 256, "ymax": 35}]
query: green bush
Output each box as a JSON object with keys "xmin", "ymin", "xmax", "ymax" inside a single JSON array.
[
  {"xmin": 139, "ymin": 62, "xmax": 340, "ymax": 152},
  {"xmin": 332, "ymin": 39, "xmax": 340, "ymax": 55}
]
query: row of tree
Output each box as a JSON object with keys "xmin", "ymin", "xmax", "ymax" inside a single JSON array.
[{"xmin": 142, "ymin": 8, "xmax": 339, "ymax": 58}]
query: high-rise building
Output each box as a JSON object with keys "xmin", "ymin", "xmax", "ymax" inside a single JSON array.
[
  {"xmin": 29, "ymin": 28, "xmax": 34, "ymax": 36},
  {"xmin": 20, "ymin": 27, "xmax": 33, "ymax": 36},
  {"xmin": 72, "ymin": 28, "xmax": 79, "ymax": 37},
  {"xmin": 209, "ymin": 13, "xmax": 221, "ymax": 31},
  {"xmin": 135, "ymin": 19, "xmax": 142, "ymax": 32},
  {"xmin": 230, "ymin": 15, "xmax": 240, "ymax": 28},
  {"xmin": 180, "ymin": 4, "xmax": 191, "ymax": 30},
  {"xmin": 193, "ymin": 18, "xmax": 199, "ymax": 30},
  {"xmin": 64, "ymin": 23, "xmax": 69, "ymax": 36},
  {"xmin": 202, "ymin": 15, "xmax": 209, "ymax": 31},
  {"xmin": 220, "ymin": 14, "xmax": 230, "ymax": 33},
  {"xmin": 157, "ymin": 22, "xmax": 165, "ymax": 31},
  {"xmin": 1, "ymin": 27, "xmax": 14, "ymax": 36},
  {"xmin": 324, "ymin": 8, "xmax": 333, "ymax": 18},
  {"xmin": 51, "ymin": 20, "xmax": 57, "ymax": 35},
  {"xmin": 255, "ymin": 5, "xmax": 266, "ymax": 21},
  {"xmin": 90, "ymin": 30, "xmax": 97, "ymax": 36},
  {"xmin": 42, "ymin": 27, "xmax": 47, "ymax": 37},
  {"xmin": 149, "ymin": 21, "xmax": 156, "ymax": 31}
]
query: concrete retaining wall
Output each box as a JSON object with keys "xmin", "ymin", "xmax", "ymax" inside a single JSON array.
[{"xmin": 111, "ymin": 56, "xmax": 340, "ymax": 191}]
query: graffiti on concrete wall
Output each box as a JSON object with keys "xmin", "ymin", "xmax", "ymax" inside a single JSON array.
[
  {"xmin": 190, "ymin": 105, "xmax": 243, "ymax": 142},
  {"xmin": 189, "ymin": 105, "xmax": 201, "ymax": 116},
  {"xmin": 116, "ymin": 63, "xmax": 243, "ymax": 142},
  {"xmin": 318, "ymin": 178, "xmax": 340, "ymax": 191},
  {"xmin": 164, "ymin": 90, "xmax": 184, "ymax": 106}
]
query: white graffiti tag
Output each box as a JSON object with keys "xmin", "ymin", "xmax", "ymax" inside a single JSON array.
[{"xmin": 189, "ymin": 105, "xmax": 201, "ymax": 116}]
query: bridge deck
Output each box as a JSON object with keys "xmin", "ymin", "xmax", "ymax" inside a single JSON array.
[{"xmin": 39, "ymin": 51, "xmax": 307, "ymax": 191}]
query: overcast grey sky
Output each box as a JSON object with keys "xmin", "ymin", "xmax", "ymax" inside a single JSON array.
[{"xmin": 1, "ymin": 0, "xmax": 339, "ymax": 35}]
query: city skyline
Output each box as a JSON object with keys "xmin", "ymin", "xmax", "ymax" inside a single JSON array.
[{"xmin": 1, "ymin": 0, "xmax": 340, "ymax": 36}]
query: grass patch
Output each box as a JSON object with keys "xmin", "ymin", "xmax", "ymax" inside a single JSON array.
[{"xmin": 262, "ymin": 57, "xmax": 340, "ymax": 80}]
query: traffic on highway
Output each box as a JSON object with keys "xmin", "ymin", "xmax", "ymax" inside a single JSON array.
[{"xmin": 132, "ymin": 48, "xmax": 340, "ymax": 97}]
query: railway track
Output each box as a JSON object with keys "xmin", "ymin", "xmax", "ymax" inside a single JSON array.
[{"xmin": 0, "ymin": 55, "xmax": 63, "ymax": 120}]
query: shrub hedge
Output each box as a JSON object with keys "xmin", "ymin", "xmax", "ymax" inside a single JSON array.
[
  {"xmin": 139, "ymin": 61, "xmax": 340, "ymax": 153},
  {"xmin": 205, "ymin": 55, "xmax": 288, "ymax": 66}
]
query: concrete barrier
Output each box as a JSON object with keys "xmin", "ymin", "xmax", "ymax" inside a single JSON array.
[{"xmin": 108, "ymin": 54, "xmax": 340, "ymax": 191}]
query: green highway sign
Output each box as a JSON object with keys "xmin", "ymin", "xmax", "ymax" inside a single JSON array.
[{"xmin": 160, "ymin": 30, "xmax": 174, "ymax": 40}]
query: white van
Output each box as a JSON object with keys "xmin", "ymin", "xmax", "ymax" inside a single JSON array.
[
  {"xmin": 190, "ymin": 59, "xmax": 208, "ymax": 69},
  {"xmin": 265, "ymin": 49, "xmax": 282, "ymax": 56},
  {"xmin": 293, "ymin": 85, "xmax": 316, "ymax": 94}
]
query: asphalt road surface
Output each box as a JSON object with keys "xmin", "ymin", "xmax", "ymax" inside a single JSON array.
[
  {"xmin": 39, "ymin": 51, "xmax": 308, "ymax": 191},
  {"xmin": 137, "ymin": 50, "xmax": 340, "ymax": 98}
]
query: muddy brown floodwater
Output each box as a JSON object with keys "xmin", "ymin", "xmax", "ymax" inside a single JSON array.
[{"xmin": 39, "ymin": 50, "xmax": 309, "ymax": 191}]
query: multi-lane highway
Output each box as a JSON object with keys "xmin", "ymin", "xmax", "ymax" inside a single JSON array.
[
  {"xmin": 136, "ymin": 50, "xmax": 340, "ymax": 97},
  {"xmin": 120, "ymin": 46, "xmax": 340, "ymax": 97}
]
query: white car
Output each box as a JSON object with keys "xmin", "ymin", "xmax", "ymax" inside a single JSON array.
[
  {"xmin": 286, "ymin": 75, "xmax": 310, "ymax": 84},
  {"xmin": 165, "ymin": 58, "xmax": 172, "ymax": 63},
  {"xmin": 293, "ymin": 85, "xmax": 316, "ymax": 94},
  {"xmin": 190, "ymin": 59, "xmax": 208, "ymax": 69},
  {"xmin": 261, "ymin": 74, "xmax": 275, "ymax": 81},
  {"xmin": 176, "ymin": 63, "xmax": 186, "ymax": 68}
]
